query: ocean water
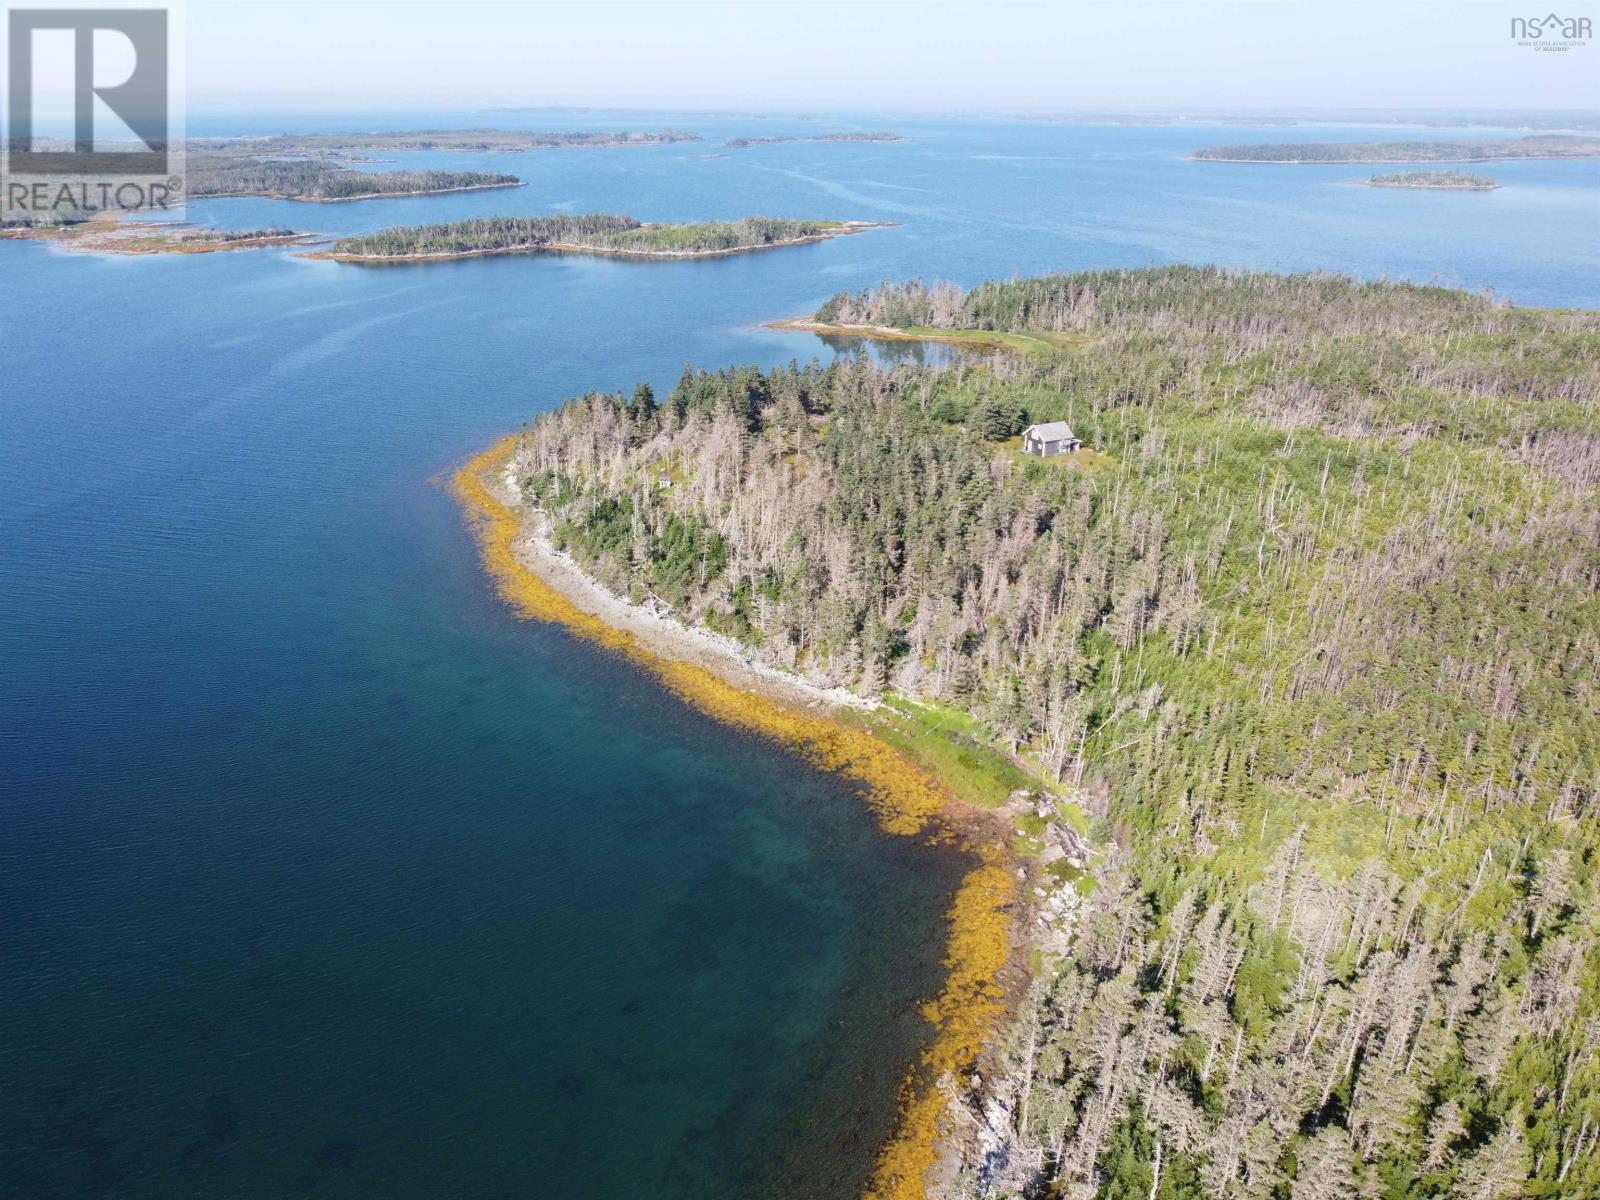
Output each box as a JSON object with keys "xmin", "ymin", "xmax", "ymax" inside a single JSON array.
[{"xmin": 3, "ymin": 113, "xmax": 1596, "ymax": 1200}]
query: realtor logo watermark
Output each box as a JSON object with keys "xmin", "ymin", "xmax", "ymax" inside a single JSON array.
[
  {"xmin": 1510, "ymin": 12, "xmax": 1592, "ymax": 51},
  {"xmin": 2, "ymin": 4, "xmax": 184, "ymax": 221}
]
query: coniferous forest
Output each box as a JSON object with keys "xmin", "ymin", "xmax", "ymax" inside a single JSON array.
[
  {"xmin": 507, "ymin": 267, "xmax": 1600, "ymax": 1199},
  {"xmin": 1364, "ymin": 171, "xmax": 1499, "ymax": 190},
  {"xmin": 329, "ymin": 214, "xmax": 844, "ymax": 258},
  {"xmin": 184, "ymin": 155, "xmax": 521, "ymax": 200}
]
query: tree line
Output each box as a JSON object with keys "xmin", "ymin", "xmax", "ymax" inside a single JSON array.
[
  {"xmin": 331, "ymin": 214, "xmax": 838, "ymax": 257},
  {"xmin": 1366, "ymin": 172, "xmax": 1498, "ymax": 189},
  {"xmin": 185, "ymin": 155, "xmax": 519, "ymax": 200},
  {"xmin": 508, "ymin": 267, "xmax": 1600, "ymax": 1200}
]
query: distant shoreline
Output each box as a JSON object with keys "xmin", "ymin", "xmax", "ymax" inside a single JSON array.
[
  {"xmin": 1190, "ymin": 153, "xmax": 1585, "ymax": 165},
  {"xmin": 724, "ymin": 132, "xmax": 904, "ymax": 149},
  {"xmin": 1186, "ymin": 133, "xmax": 1600, "ymax": 165},
  {"xmin": 192, "ymin": 180, "xmax": 527, "ymax": 204},
  {"xmin": 188, "ymin": 130, "xmax": 701, "ymax": 155}
]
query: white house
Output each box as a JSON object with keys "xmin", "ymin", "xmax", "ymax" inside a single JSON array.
[{"xmin": 1022, "ymin": 421, "xmax": 1082, "ymax": 457}]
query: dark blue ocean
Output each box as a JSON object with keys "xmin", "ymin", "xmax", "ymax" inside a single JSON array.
[{"xmin": 3, "ymin": 112, "xmax": 1596, "ymax": 1200}]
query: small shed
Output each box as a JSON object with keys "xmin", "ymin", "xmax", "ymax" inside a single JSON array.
[{"xmin": 1022, "ymin": 421, "xmax": 1081, "ymax": 457}]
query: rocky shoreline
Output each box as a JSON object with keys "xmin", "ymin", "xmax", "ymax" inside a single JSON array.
[
  {"xmin": 0, "ymin": 217, "xmax": 318, "ymax": 255},
  {"xmin": 452, "ymin": 436, "xmax": 1061, "ymax": 1200}
]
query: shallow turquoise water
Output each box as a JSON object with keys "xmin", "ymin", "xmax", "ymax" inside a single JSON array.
[{"xmin": 3, "ymin": 113, "xmax": 1596, "ymax": 1200}]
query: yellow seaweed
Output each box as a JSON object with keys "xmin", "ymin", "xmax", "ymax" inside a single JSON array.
[{"xmin": 452, "ymin": 438, "xmax": 1018, "ymax": 1199}]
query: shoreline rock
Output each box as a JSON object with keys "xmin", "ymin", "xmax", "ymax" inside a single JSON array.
[{"xmin": 451, "ymin": 436, "xmax": 1043, "ymax": 1200}]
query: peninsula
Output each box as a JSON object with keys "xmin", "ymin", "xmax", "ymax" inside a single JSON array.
[
  {"xmin": 314, "ymin": 214, "xmax": 886, "ymax": 262},
  {"xmin": 1190, "ymin": 133, "xmax": 1600, "ymax": 162},
  {"xmin": 463, "ymin": 266, "xmax": 1600, "ymax": 1200},
  {"xmin": 1362, "ymin": 169, "xmax": 1500, "ymax": 190}
]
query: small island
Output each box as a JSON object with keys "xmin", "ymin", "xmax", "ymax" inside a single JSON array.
[
  {"xmin": 1, "ymin": 215, "xmax": 316, "ymax": 255},
  {"xmin": 1361, "ymin": 170, "xmax": 1499, "ymax": 190},
  {"xmin": 311, "ymin": 214, "xmax": 887, "ymax": 263},
  {"xmin": 724, "ymin": 132, "xmax": 904, "ymax": 148},
  {"xmin": 185, "ymin": 156, "xmax": 523, "ymax": 202},
  {"xmin": 1190, "ymin": 133, "xmax": 1600, "ymax": 163}
]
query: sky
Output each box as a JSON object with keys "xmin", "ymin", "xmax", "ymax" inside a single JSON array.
[
  {"xmin": 12, "ymin": 0, "xmax": 1600, "ymax": 119},
  {"xmin": 178, "ymin": 0, "xmax": 1599, "ymax": 113}
]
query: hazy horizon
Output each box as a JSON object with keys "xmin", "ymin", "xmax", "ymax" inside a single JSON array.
[{"xmin": 173, "ymin": 1, "xmax": 1596, "ymax": 114}]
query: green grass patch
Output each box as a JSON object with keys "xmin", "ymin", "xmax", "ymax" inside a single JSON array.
[
  {"xmin": 897, "ymin": 325, "xmax": 1083, "ymax": 356},
  {"xmin": 1000, "ymin": 440, "xmax": 1117, "ymax": 473},
  {"xmin": 866, "ymin": 693, "xmax": 1038, "ymax": 809},
  {"xmin": 1044, "ymin": 858, "xmax": 1088, "ymax": 891}
]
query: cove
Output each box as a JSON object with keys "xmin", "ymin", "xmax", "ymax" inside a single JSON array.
[{"xmin": 0, "ymin": 233, "xmax": 965, "ymax": 1200}]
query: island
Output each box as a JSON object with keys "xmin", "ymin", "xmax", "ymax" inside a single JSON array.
[
  {"xmin": 458, "ymin": 266, "xmax": 1600, "ymax": 1200},
  {"xmin": 1, "ymin": 215, "xmax": 315, "ymax": 254},
  {"xmin": 0, "ymin": 153, "xmax": 523, "ymax": 208},
  {"xmin": 723, "ymin": 131, "xmax": 904, "ymax": 148},
  {"xmin": 185, "ymin": 155, "xmax": 523, "ymax": 202},
  {"xmin": 1190, "ymin": 133, "xmax": 1600, "ymax": 162},
  {"xmin": 1361, "ymin": 170, "xmax": 1499, "ymax": 190},
  {"xmin": 187, "ymin": 129, "xmax": 701, "ymax": 155},
  {"xmin": 311, "ymin": 214, "xmax": 887, "ymax": 263}
]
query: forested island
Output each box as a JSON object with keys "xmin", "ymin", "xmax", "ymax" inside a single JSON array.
[
  {"xmin": 1191, "ymin": 134, "xmax": 1600, "ymax": 162},
  {"xmin": 486, "ymin": 267, "xmax": 1600, "ymax": 1199},
  {"xmin": 185, "ymin": 155, "xmax": 522, "ymax": 201},
  {"xmin": 317, "ymin": 214, "xmax": 881, "ymax": 262},
  {"xmin": 188, "ymin": 129, "xmax": 700, "ymax": 154},
  {"xmin": 724, "ymin": 131, "xmax": 904, "ymax": 148},
  {"xmin": 1362, "ymin": 170, "xmax": 1499, "ymax": 190}
]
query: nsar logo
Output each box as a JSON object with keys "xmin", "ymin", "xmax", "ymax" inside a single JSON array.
[{"xmin": 1510, "ymin": 12, "xmax": 1592, "ymax": 51}]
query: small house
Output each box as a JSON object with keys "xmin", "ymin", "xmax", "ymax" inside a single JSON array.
[{"xmin": 1022, "ymin": 421, "xmax": 1081, "ymax": 457}]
